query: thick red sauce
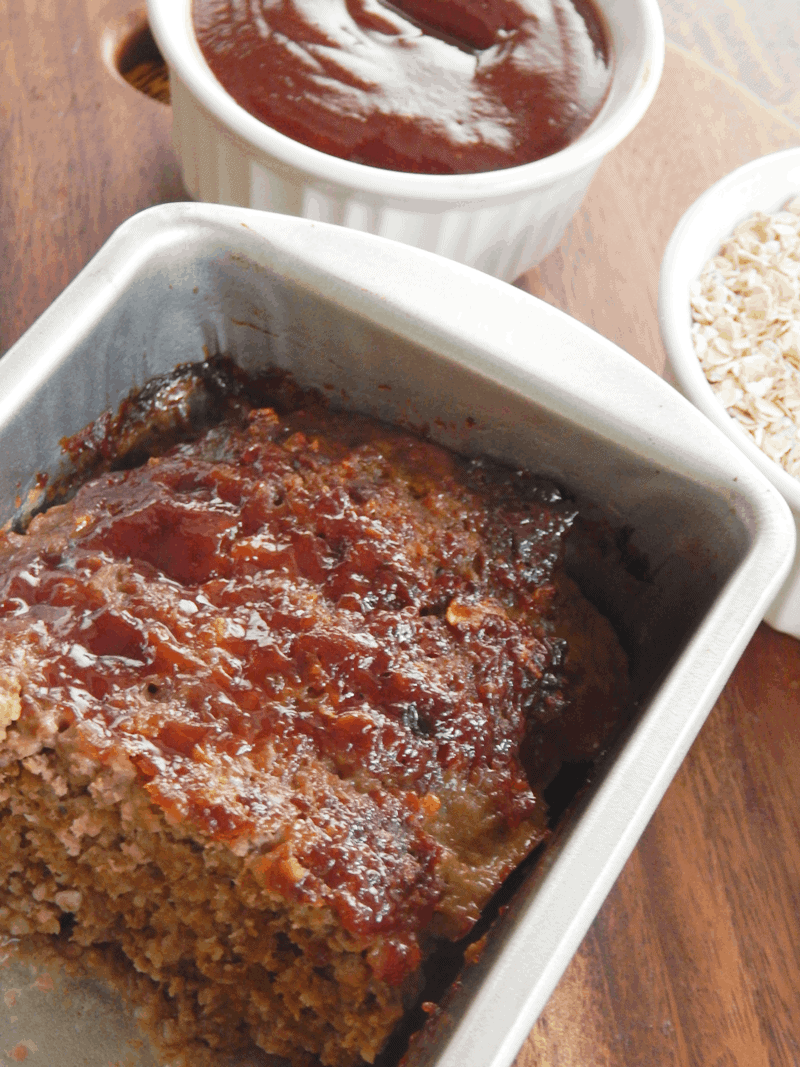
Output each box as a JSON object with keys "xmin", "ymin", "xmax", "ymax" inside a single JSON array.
[{"xmin": 192, "ymin": 0, "xmax": 612, "ymax": 174}]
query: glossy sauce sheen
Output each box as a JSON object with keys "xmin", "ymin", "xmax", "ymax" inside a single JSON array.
[
  {"xmin": 0, "ymin": 372, "xmax": 626, "ymax": 970},
  {"xmin": 192, "ymin": 0, "xmax": 612, "ymax": 173}
]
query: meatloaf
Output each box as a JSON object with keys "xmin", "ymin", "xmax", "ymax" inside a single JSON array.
[{"xmin": 0, "ymin": 364, "xmax": 630, "ymax": 1067}]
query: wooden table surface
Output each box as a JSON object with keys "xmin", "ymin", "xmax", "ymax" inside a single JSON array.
[{"xmin": 2, "ymin": 2, "xmax": 800, "ymax": 1065}]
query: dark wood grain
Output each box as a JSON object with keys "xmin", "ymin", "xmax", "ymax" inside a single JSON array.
[
  {"xmin": 2, "ymin": 3, "xmax": 800, "ymax": 1065},
  {"xmin": 0, "ymin": 0, "xmax": 185, "ymax": 357},
  {"xmin": 524, "ymin": 625, "xmax": 800, "ymax": 1067}
]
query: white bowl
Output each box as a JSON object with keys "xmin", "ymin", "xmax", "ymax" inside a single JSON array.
[
  {"xmin": 147, "ymin": 0, "xmax": 664, "ymax": 281},
  {"xmin": 659, "ymin": 148, "xmax": 800, "ymax": 638}
]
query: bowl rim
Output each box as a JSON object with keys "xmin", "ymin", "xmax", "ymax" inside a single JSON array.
[
  {"xmin": 146, "ymin": 0, "xmax": 665, "ymax": 202},
  {"xmin": 659, "ymin": 146, "xmax": 800, "ymax": 514}
]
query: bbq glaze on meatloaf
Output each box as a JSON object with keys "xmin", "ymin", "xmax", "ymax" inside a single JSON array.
[{"xmin": 0, "ymin": 366, "xmax": 630, "ymax": 1067}]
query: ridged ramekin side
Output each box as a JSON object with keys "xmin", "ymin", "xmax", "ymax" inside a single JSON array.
[{"xmin": 171, "ymin": 76, "xmax": 598, "ymax": 282}]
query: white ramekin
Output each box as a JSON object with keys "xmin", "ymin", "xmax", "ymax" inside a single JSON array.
[
  {"xmin": 147, "ymin": 0, "xmax": 664, "ymax": 281},
  {"xmin": 659, "ymin": 148, "xmax": 800, "ymax": 639}
]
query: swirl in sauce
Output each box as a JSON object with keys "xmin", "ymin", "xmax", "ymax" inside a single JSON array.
[{"xmin": 193, "ymin": 0, "xmax": 613, "ymax": 173}]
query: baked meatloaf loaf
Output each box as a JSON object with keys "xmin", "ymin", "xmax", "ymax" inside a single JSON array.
[{"xmin": 0, "ymin": 364, "xmax": 629, "ymax": 1067}]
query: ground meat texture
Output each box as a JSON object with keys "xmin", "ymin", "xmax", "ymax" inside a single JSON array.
[{"xmin": 0, "ymin": 394, "xmax": 629, "ymax": 1067}]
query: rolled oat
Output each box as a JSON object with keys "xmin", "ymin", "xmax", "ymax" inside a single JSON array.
[{"xmin": 690, "ymin": 196, "xmax": 800, "ymax": 478}]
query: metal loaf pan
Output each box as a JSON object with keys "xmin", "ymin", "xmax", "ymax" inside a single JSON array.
[{"xmin": 0, "ymin": 203, "xmax": 793, "ymax": 1067}]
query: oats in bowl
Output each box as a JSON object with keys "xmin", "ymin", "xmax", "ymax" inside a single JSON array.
[
  {"xmin": 660, "ymin": 148, "xmax": 800, "ymax": 635},
  {"xmin": 690, "ymin": 198, "xmax": 800, "ymax": 477}
]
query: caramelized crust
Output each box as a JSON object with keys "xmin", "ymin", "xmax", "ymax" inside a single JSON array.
[{"xmin": 0, "ymin": 389, "xmax": 629, "ymax": 1066}]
